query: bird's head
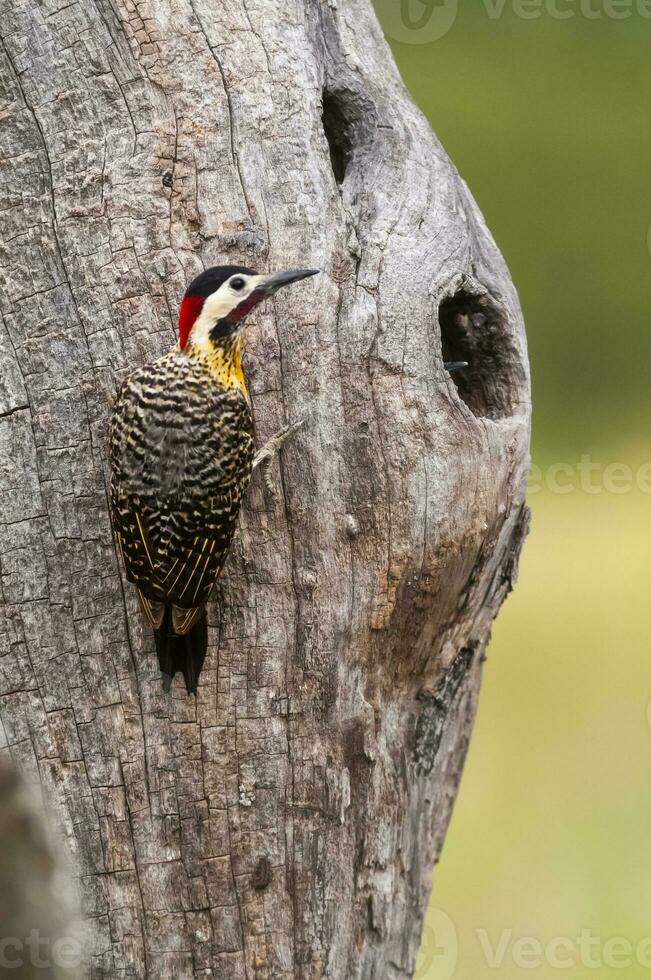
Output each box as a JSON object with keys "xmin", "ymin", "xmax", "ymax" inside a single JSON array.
[{"xmin": 178, "ymin": 265, "xmax": 319, "ymax": 352}]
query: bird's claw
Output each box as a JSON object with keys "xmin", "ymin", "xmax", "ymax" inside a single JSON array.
[{"xmin": 252, "ymin": 417, "xmax": 306, "ymax": 492}]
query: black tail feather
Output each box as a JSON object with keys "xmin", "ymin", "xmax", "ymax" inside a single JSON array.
[{"xmin": 154, "ymin": 604, "xmax": 207, "ymax": 695}]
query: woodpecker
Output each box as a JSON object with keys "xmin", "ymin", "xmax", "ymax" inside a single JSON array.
[{"xmin": 109, "ymin": 265, "xmax": 318, "ymax": 693}]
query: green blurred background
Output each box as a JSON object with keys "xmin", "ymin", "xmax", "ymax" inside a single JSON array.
[{"xmin": 374, "ymin": 3, "xmax": 651, "ymax": 977}]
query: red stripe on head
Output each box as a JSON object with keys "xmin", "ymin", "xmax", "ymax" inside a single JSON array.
[
  {"xmin": 229, "ymin": 289, "xmax": 266, "ymax": 323},
  {"xmin": 178, "ymin": 294, "xmax": 205, "ymax": 349}
]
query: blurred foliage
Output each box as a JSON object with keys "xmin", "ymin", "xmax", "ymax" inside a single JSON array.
[
  {"xmin": 419, "ymin": 487, "xmax": 651, "ymax": 979},
  {"xmin": 375, "ymin": 4, "xmax": 651, "ymax": 978}
]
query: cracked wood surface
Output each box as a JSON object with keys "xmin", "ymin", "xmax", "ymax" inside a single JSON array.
[{"xmin": 0, "ymin": 0, "xmax": 531, "ymax": 977}]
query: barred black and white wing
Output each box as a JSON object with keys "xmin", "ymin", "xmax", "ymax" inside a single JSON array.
[{"xmin": 109, "ymin": 350, "xmax": 254, "ymax": 690}]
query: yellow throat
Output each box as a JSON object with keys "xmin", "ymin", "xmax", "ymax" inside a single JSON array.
[{"xmin": 186, "ymin": 334, "xmax": 248, "ymax": 397}]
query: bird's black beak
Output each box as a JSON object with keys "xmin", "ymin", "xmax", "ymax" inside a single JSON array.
[{"xmin": 260, "ymin": 268, "xmax": 319, "ymax": 294}]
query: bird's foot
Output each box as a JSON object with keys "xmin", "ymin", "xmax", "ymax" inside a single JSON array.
[{"xmin": 252, "ymin": 417, "xmax": 306, "ymax": 493}]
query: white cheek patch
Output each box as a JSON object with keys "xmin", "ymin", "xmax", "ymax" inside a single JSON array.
[
  {"xmin": 188, "ymin": 275, "xmax": 266, "ymax": 349},
  {"xmin": 187, "ymin": 309, "xmax": 217, "ymax": 350}
]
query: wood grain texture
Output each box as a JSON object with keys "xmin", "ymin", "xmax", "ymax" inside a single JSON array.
[{"xmin": 0, "ymin": 0, "xmax": 531, "ymax": 976}]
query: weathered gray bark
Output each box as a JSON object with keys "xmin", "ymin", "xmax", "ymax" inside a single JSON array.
[{"xmin": 0, "ymin": 0, "xmax": 530, "ymax": 977}]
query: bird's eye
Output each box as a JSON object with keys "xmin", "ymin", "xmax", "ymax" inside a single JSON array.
[{"xmin": 230, "ymin": 277, "xmax": 246, "ymax": 291}]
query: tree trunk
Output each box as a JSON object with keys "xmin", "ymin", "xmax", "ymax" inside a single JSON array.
[{"xmin": 0, "ymin": 0, "xmax": 530, "ymax": 976}]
